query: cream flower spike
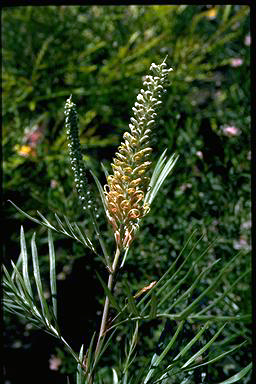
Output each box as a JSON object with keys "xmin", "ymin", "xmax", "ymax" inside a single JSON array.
[{"xmin": 105, "ymin": 58, "xmax": 173, "ymax": 249}]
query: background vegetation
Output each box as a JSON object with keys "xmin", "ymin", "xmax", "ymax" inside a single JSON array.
[{"xmin": 3, "ymin": 5, "xmax": 251, "ymax": 384}]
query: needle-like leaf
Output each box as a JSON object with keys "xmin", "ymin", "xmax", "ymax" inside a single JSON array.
[
  {"xmin": 9, "ymin": 200, "xmax": 96, "ymax": 253},
  {"xmin": 124, "ymin": 280, "xmax": 140, "ymax": 316},
  {"xmin": 84, "ymin": 332, "xmax": 96, "ymax": 376},
  {"xmin": 181, "ymin": 322, "xmax": 227, "ymax": 368},
  {"xmin": 90, "ymin": 170, "xmax": 107, "ymax": 213},
  {"xmin": 179, "ymin": 251, "xmax": 244, "ymax": 319},
  {"xmin": 173, "ymin": 321, "xmax": 210, "ymax": 361},
  {"xmin": 20, "ymin": 226, "xmax": 33, "ymax": 298},
  {"xmin": 96, "ymin": 271, "xmax": 121, "ymax": 312},
  {"xmin": 48, "ymin": 229, "xmax": 57, "ymax": 320},
  {"xmin": 112, "ymin": 368, "xmax": 119, "ymax": 384},
  {"xmin": 145, "ymin": 151, "xmax": 179, "ymax": 206},
  {"xmin": 76, "ymin": 344, "xmax": 84, "ymax": 384},
  {"xmin": 31, "ymin": 233, "xmax": 49, "ymax": 321},
  {"xmin": 217, "ymin": 362, "xmax": 252, "ymax": 384},
  {"xmin": 144, "ymin": 320, "xmax": 185, "ymax": 384},
  {"xmin": 182, "ymin": 340, "xmax": 247, "ymax": 372}
]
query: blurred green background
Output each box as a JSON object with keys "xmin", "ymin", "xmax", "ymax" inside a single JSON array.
[{"xmin": 3, "ymin": 5, "xmax": 251, "ymax": 384}]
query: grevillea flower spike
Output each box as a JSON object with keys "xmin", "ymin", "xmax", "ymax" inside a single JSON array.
[
  {"xmin": 65, "ymin": 95, "xmax": 98, "ymax": 219},
  {"xmin": 104, "ymin": 58, "xmax": 176, "ymax": 250}
]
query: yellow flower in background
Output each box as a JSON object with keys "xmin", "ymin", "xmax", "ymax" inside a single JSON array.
[
  {"xmin": 15, "ymin": 144, "xmax": 36, "ymax": 158},
  {"xmin": 206, "ymin": 7, "xmax": 217, "ymax": 20}
]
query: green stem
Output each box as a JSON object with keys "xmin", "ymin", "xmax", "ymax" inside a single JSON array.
[{"xmin": 88, "ymin": 246, "xmax": 121, "ymax": 383}]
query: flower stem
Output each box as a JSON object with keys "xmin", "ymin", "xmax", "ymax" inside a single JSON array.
[{"xmin": 88, "ymin": 246, "xmax": 121, "ymax": 383}]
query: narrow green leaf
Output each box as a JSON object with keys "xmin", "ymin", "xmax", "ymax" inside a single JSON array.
[
  {"xmin": 46, "ymin": 305, "xmax": 61, "ymax": 336},
  {"xmin": 20, "ymin": 226, "xmax": 33, "ymax": 298},
  {"xmin": 120, "ymin": 247, "xmax": 130, "ymax": 268},
  {"xmin": 182, "ymin": 323, "xmax": 227, "ymax": 368},
  {"xmin": 154, "ymin": 153, "xmax": 178, "ymax": 192},
  {"xmin": 138, "ymin": 229, "xmax": 199, "ymax": 311},
  {"xmin": 10, "ymin": 261, "xmax": 30, "ymax": 300},
  {"xmin": 85, "ymin": 332, "xmax": 96, "ymax": 375},
  {"xmin": 3, "ymin": 301, "xmax": 26, "ymax": 313},
  {"xmin": 9, "ymin": 200, "xmax": 95, "ymax": 253},
  {"xmin": 166, "ymin": 259, "xmax": 220, "ymax": 313},
  {"xmin": 95, "ymin": 328, "xmax": 117, "ymax": 366},
  {"xmin": 101, "ymin": 162, "xmax": 109, "ymax": 179},
  {"xmin": 179, "ymin": 251, "xmax": 243, "ymax": 318},
  {"xmin": 112, "ymin": 368, "xmax": 119, "ymax": 384},
  {"xmin": 11, "ymin": 252, "xmax": 22, "ymax": 279},
  {"xmin": 144, "ymin": 320, "xmax": 185, "ymax": 384},
  {"xmin": 54, "ymin": 213, "xmax": 69, "ymax": 235},
  {"xmin": 3, "ymin": 263, "xmax": 16, "ymax": 286},
  {"xmin": 197, "ymin": 268, "xmax": 251, "ymax": 316},
  {"xmin": 145, "ymin": 152, "xmax": 178, "ymax": 206},
  {"xmin": 218, "ymin": 362, "xmax": 252, "ymax": 384},
  {"xmin": 130, "ymin": 321, "xmax": 139, "ymax": 356},
  {"xmin": 124, "ymin": 280, "xmax": 140, "ymax": 316},
  {"xmin": 133, "ymin": 361, "xmax": 152, "ymax": 384},
  {"xmin": 36, "ymin": 211, "xmax": 56, "ymax": 230},
  {"xmin": 55, "ymin": 212, "xmax": 93, "ymax": 250},
  {"xmin": 3, "ymin": 262, "xmax": 43, "ymax": 323},
  {"xmin": 222, "ymin": 5, "xmax": 232, "ymax": 23},
  {"xmin": 158, "ymin": 235, "xmax": 214, "ymax": 309},
  {"xmin": 48, "ymin": 229, "xmax": 57, "ymax": 320},
  {"xmin": 189, "ymin": 314, "xmax": 251, "ymax": 322},
  {"xmin": 123, "ymin": 321, "xmax": 139, "ymax": 381},
  {"xmin": 8, "ymin": 200, "xmax": 41, "ymax": 225},
  {"xmin": 76, "ymin": 344, "xmax": 84, "ymax": 384},
  {"xmin": 149, "ymin": 292, "xmax": 157, "ymax": 319},
  {"xmin": 63, "ymin": 215, "xmax": 79, "ymax": 240},
  {"xmin": 155, "ymin": 320, "xmax": 185, "ymax": 367},
  {"xmin": 31, "ymin": 233, "xmax": 49, "ymax": 321},
  {"xmin": 73, "ymin": 222, "xmax": 91, "ymax": 248},
  {"xmin": 33, "ymin": 35, "xmax": 53, "ymax": 71},
  {"xmin": 60, "ymin": 336, "xmax": 81, "ymax": 364},
  {"xmin": 96, "ymin": 272, "xmax": 121, "ymax": 312},
  {"xmin": 148, "ymin": 149, "xmax": 168, "ymax": 188},
  {"xmin": 90, "ymin": 170, "xmax": 107, "ymax": 212},
  {"xmin": 142, "ymin": 232, "xmax": 214, "ymax": 316},
  {"xmin": 2, "ymin": 267, "xmax": 13, "ymax": 290},
  {"xmin": 182, "ymin": 341, "xmax": 247, "ymax": 372},
  {"xmin": 173, "ymin": 321, "xmax": 210, "ymax": 361}
]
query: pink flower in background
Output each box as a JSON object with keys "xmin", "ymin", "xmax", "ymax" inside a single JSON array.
[
  {"xmin": 223, "ymin": 126, "xmax": 240, "ymax": 137},
  {"xmin": 49, "ymin": 355, "xmax": 62, "ymax": 371},
  {"xmin": 230, "ymin": 58, "xmax": 243, "ymax": 68},
  {"xmin": 244, "ymin": 34, "xmax": 251, "ymax": 46},
  {"xmin": 196, "ymin": 151, "xmax": 203, "ymax": 159},
  {"xmin": 25, "ymin": 131, "xmax": 43, "ymax": 147},
  {"xmin": 233, "ymin": 236, "xmax": 249, "ymax": 251},
  {"xmin": 24, "ymin": 122, "xmax": 45, "ymax": 148}
]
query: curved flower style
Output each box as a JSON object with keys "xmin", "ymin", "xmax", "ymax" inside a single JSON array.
[{"xmin": 105, "ymin": 58, "xmax": 173, "ymax": 249}]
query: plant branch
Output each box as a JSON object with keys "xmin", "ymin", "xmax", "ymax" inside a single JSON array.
[{"xmin": 87, "ymin": 246, "xmax": 121, "ymax": 382}]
